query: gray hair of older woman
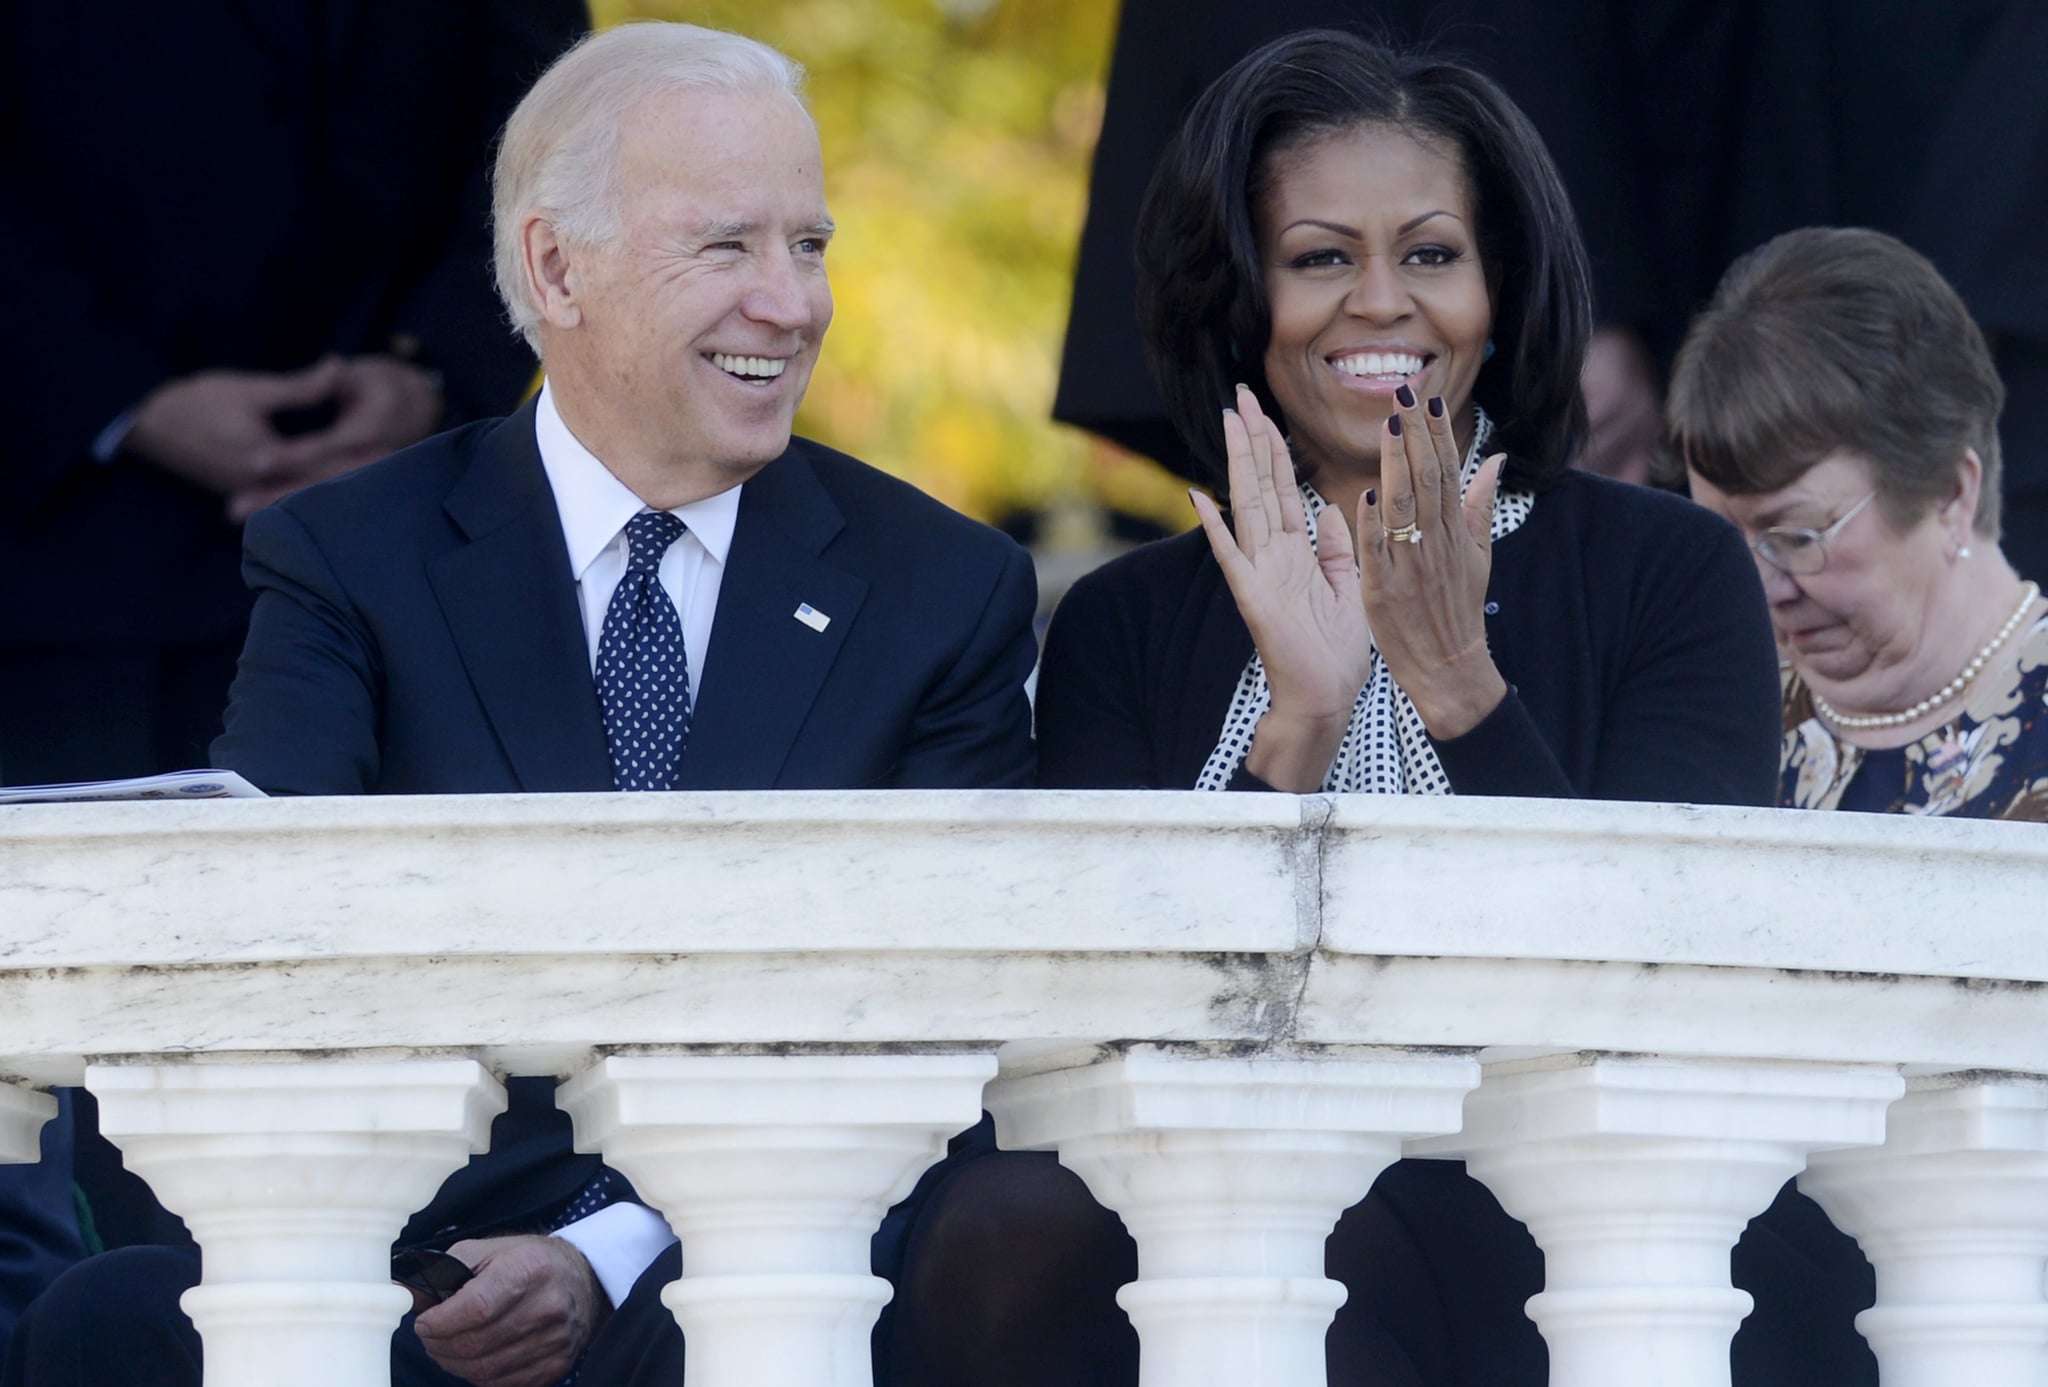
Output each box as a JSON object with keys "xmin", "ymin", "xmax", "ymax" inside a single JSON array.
[{"xmin": 1667, "ymin": 226, "xmax": 2005, "ymax": 539}]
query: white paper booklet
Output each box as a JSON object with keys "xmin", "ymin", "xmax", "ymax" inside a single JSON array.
[{"xmin": 0, "ymin": 770, "xmax": 267, "ymax": 805}]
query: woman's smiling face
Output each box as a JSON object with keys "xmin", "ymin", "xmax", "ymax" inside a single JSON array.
[{"xmin": 1256, "ymin": 122, "xmax": 1492, "ymax": 478}]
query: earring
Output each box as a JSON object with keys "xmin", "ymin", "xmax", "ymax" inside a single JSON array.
[
  {"xmin": 1959, "ymin": 545, "xmax": 1974, "ymax": 560},
  {"xmin": 1481, "ymin": 338, "xmax": 1496, "ymax": 364}
]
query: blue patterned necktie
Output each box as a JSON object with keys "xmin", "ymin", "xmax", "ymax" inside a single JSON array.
[{"xmin": 594, "ymin": 511, "xmax": 691, "ymax": 791}]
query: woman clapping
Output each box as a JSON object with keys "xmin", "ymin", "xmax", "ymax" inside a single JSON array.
[{"xmin": 1035, "ymin": 30, "xmax": 1779, "ymax": 806}]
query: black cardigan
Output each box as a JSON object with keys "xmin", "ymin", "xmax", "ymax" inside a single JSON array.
[{"xmin": 1038, "ymin": 470, "xmax": 1780, "ymax": 804}]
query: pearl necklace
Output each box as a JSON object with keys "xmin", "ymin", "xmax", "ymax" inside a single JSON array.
[{"xmin": 1810, "ymin": 581, "xmax": 2040, "ymax": 730}]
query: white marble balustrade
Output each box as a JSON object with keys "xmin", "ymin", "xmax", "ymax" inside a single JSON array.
[{"xmin": 2, "ymin": 790, "xmax": 2046, "ymax": 1387}]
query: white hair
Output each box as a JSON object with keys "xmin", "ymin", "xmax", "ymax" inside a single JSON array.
[{"xmin": 491, "ymin": 22, "xmax": 809, "ymax": 349}]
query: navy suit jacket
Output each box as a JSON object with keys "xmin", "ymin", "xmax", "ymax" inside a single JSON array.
[
  {"xmin": 214, "ymin": 399, "xmax": 1037, "ymax": 796},
  {"xmin": 212, "ymin": 399, "xmax": 1038, "ymax": 1241}
]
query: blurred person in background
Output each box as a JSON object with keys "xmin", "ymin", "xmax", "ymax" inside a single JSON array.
[
  {"xmin": 1673, "ymin": 228, "xmax": 2048, "ymax": 820},
  {"xmin": 0, "ymin": 0, "xmax": 587, "ymax": 788}
]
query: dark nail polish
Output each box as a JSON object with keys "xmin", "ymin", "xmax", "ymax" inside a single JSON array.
[
  {"xmin": 1387, "ymin": 415, "xmax": 1402, "ymax": 437},
  {"xmin": 1395, "ymin": 384, "xmax": 1416, "ymax": 409},
  {"xmin": 1365, "ymin": 488, "xmax": 1377, "ymax": 507},
  {"xmin": 1428, "ymin": 395, "xmax": 1445, "ymax": 418}
]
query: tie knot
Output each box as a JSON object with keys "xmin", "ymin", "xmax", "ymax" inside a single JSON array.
[{"xmin": 623, "ymin": 510, "xmax": 686, "ymax": 574}]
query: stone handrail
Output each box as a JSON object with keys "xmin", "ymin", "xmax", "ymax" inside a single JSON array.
[{"xmin": 2, "ymin": 791, "xmax": 2044, "ymax": 1387}]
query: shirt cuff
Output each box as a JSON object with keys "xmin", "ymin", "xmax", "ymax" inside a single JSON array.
[
  {"xmin": 550, "ymin": 1201, "xmax": 676, "ymax": 1308},
  {"xmin": 91, "ymin": 405, "xmax": 142, "ymax": 463}
]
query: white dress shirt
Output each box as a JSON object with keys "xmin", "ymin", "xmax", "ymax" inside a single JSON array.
[
  {"xmin": 534, "ymin": 382, "xmax": 740, "ymax": 686},
  {"xmin": 531, "ymin": 383, "xmax": 729, "ymax": 1301}
]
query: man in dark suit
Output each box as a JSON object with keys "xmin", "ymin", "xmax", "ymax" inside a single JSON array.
[
  {"xmin": 0, "ymin": 0, "xmax": 587, "ymax": 787},
  {"xmin": 6, "ymin": 21, "xmax": 1035, "ymax": 1387}
]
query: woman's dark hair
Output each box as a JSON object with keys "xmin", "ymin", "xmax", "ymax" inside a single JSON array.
[
  {"xmin": 1667, "ymin": 227, "xmax": 2006, "ymax": 538},
  {"xmin": 1133, "ymin": 28, "xmax": 1591, "ymax": 495}
]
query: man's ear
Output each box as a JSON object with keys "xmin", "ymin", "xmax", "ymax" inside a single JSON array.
[{"xmin": 521, "ymin": 214, "xmax": 583, "ymax": 331}]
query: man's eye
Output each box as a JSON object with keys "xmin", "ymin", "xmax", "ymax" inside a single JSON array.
[{"xmin": 795, "ymin": 237, "xmax": 828, "ymax": 257}]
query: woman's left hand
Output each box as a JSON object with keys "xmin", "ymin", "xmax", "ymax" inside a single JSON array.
[{"xmin": 1356, "ymin": 388, "xmax": 1509, "ymax": 739}]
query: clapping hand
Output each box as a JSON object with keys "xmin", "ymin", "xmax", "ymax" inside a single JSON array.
[
  {"xmin": 1189, "ymin": 385, "xmax": 1374, "ymax": 791},
  {"xmin": 1354, "ymin": 386, "xmax": 1507, "ymax": 739}
]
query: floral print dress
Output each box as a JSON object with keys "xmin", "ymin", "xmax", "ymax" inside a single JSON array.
[{"xmin": 1781, "ymin": 612, "xmax": 2048, "ymax": 819}]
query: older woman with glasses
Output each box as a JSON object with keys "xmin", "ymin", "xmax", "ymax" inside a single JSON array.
[{"xmin": 1672, "ymin": 227, "xmax": 2047, "ymax": 818}]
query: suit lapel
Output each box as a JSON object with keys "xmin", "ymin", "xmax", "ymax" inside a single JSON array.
[
  {"xmin": 428, "ymin": 404, "xmax": 614, "ymax": 791},
  {"xmin": 681, "ymin": 445, "xmax": 868, "ymax": 789}
]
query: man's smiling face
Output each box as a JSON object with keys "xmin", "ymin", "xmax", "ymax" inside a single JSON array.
[{"xmin": 557, "ymin": 84, "xmax": 834, "ymax": 495}]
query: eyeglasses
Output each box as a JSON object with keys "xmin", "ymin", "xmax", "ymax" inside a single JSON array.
[{"xmin": 1749, "ymin": 489, "xmax": 1877, "ymax": 575}]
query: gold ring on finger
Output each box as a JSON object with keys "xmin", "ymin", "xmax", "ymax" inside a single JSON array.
[{"xmin": 1385, "ymin": 522, "xmax": 1422, "ymax": 546}]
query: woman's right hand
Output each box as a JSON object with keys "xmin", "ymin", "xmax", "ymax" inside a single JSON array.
[{"xmin": 1190, "ymin": 385, "xmax": 1373, "ymax": 790}]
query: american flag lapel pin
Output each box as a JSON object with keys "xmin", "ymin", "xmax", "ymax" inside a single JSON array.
[{"xmin": 793, "ymin": 602, "xmax": 831, "ymax": 633}]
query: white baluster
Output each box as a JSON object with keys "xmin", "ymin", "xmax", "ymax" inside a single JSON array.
[
  {"xmin": 985, "ymin": 1044, "xmax": 1481, "ymax": 1387},
  {"xmin": 1429, "ymin": 1055, "xmax": 1902, "ymax": 1387},
  {"xmin": 88, "ymin": 1058, "xmax": 505, "ymax": 1387},
  {"xmin": 1801, "ymin": 1073, "xmax": 2048, "ymax": 1387},
  {"xmin": 0, "ymin": 1082, "xmax": 55, "ymax": 1162},
  {"xmin": 554, "ymin": 1051, "xmax": 995, "ymax": 1387}
]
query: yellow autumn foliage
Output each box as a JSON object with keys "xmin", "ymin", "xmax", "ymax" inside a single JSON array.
[{"xmin": 593, "ymin": 0, "xmax": 1192, "ymax": 537}]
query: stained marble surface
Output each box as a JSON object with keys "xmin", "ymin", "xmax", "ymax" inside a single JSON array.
[{"xmin": 1, "ymin": 790, "xmax": 2043, "ymax": 1083}]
